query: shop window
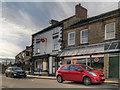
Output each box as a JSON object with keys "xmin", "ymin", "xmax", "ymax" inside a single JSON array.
[
  {"xmin": 81, "ymin": 29, "xmax": 88, "ymax": 44},
  {"xmin": 61, "ymin": 65, "xmax": 70, "ymax": 70},
  {"xmin": 68, "ymin": 32, "xmax": 75, "ymax": 45},
  {"xmin": 67, "ymin": 61, "xmax": 71, "ymax": 64},
  {"xmin": 53, "ymin": 38, "xmax": 58, "ymax": 50},
  {"xmin": 105, "ymin": 22, "xmax": 115, "ymax": 40}
]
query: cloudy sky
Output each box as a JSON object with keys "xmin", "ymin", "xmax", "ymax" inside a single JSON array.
[{"xmin": 0, "ymin": 1, "xmax": 119, "ymax": 59}]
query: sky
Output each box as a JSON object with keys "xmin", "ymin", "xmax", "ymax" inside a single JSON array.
[{"xmin": 0, "ymin": 1, "xmax": 119, "ymax": 59}]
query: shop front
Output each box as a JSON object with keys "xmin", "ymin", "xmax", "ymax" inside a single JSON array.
[
  {"xmin": 33, "ymin": 55, "xmax": 49, "ymax": 75},
  {"xmin": 59, "ymin": 40, "xmax": 120, "ymax": 78},
  {"xmin": 62, "ymin": 54, "xmax": 104, "ymax": 72},
  {"xmin": 48, "ymin": 56, "xmax": 60, "ymax": 76}
]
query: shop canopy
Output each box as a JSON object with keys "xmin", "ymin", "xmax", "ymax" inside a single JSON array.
[{"xmin": 59, "ymin": 40, "xmax": 120, "ymax": 57}]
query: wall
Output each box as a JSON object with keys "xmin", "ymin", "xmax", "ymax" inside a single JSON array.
[
  {"xmin": 33, "ymin": 26, "xmax": 62, "ymax": 56},
  {"xmin": 63, "ymin": 16, "xmax": 81, "ymax": 29},
  {"xmin": 63, "ymin": 17, "xmax": 119, "ymax": 49}
]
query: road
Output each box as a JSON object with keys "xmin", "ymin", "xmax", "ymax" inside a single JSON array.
[{"xmin": 1, "ymin": 75, "xmax": 119, "ymax": 89}]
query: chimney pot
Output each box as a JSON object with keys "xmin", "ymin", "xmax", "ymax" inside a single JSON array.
[{"xmin": 78, "ymin": 3, "xmax": 81, "ymax": 6}]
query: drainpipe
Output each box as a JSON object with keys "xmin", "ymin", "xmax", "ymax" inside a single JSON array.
[
  {"xmin": 86, "ymin": 58, "xmax": 88, "ymax": 66},
  {"xmin": 60, "ymin": 58, "xmax": 62, "ymax": 67},
  {"xmin": 90, "ymin": 55, "xmax": 92, "ymax": 67}
]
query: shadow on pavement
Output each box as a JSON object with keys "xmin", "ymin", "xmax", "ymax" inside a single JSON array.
[{"xmin": 63, "ymin": 81, "xmax": 106, "ymax": 87}]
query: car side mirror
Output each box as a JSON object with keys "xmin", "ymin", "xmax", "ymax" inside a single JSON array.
[{"xmin": 78, "ymin": 69, "xmax": 82, "ymax": 72}]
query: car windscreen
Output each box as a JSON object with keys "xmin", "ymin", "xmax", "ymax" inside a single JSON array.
[
  {"xmin": 12, "ymin": 67, "xmax": 22, "ymax": 71},
  {"xmin": 79, "ymin": 65, "xmax": 94, "ymax": 71}
]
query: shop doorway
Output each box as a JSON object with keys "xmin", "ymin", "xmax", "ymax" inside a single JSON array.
[{"xmin": 109, "ymin": 56, "xmax": 119, "ymax": 78}]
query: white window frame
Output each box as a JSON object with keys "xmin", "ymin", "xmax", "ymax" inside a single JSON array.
[
  {"xmin": 68, "ymin": 32, "xmax": 75, "ymax": 46},
  {"xmin": 105, "ymin": 22, "xmax": 116, "ymax": 40},
  {"xmin": 81, "ymin": 29, "xmax": 88, "ymax": 44},
  {"xmin": 53, "ymin": 27, "xmax": 59, "ymax": 34},
  {"xmin": 53, "ymin": 38, "xmax": 58, "ymax": 50}
]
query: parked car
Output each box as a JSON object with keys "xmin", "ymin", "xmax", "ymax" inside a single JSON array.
[
  {"xmin": 5, "ymin": 67, "xmax": 26, "ymax": 78},
  {"xmin": 56, "ymin": 64, "xmax": 105, "ymax": 85}
]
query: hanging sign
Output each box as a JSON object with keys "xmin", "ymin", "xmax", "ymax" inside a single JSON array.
[
  {"xmin": 94, "ymin": 57, "xmax": 99, "ymax": 62},
  {"xmin": 40, "ymin": 38, "xmax": 46, "ymax": 43}
]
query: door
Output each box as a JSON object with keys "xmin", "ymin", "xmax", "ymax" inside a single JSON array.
[
  {"xmin": 69, "ymin": 65, "xmax": 84, "ymax": 81},
  {"xmin": 109, "ymin": 56, "xmax": 119, "ymax": 78},
  {"xmin": 60, "ymin": 65, "xmax": 70, "ymax": 80}
]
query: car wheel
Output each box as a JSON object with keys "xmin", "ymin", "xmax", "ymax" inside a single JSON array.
[
  {"xmin": 57, "ymin": 76, "xmax": 63, "ymax": 83},
  {"xmin": 24, "ymin": 75, "xmax": 26, "ymax": 78},
  {"xmin": 83, "ymin": 77, "xmax": 91, "ymax": 85},
  {"xmin": 5, "ymin": 73, "xmax": 8, "ymax": 77},
  {"xmin": 10, "ymin": 74, "xmax": 14, "ymax": 78}
]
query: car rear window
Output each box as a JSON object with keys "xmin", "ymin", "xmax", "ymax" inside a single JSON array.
[{"xmin": 61, "ymin": 65, "xmax": 70, "ymax": 70}]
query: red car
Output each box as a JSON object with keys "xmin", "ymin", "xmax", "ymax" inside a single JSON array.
[{"xmin": 56, "ymin": 64, "xmax": 105, "ymax": 85}]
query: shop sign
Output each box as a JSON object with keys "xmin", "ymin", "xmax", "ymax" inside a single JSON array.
[
  {"xmin": 40, "ymin": 38, "xmax": 46, "ymax": 43},
  {"xmin": 94, "ymin": 57, "xmax": 99, "ymax": 62}
]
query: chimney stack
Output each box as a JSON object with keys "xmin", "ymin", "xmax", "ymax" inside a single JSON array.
[
  {"xmin": 75, "ymin": 3, "xmax": 87, "ymax": 19},
  {"xmin": 50, "ymin": 19, "xmax": 59, "ymax": 25}
]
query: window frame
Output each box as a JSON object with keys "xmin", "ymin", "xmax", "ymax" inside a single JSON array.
[
  {"xmin": 68, "ymin": 32, "xmax": 75, "ymax": 46},
  {"xmin": 53, "ymin": 27, "xmax": 59, "ymax": 34},
  {"xmin": 80, "ymin": 29, "xmax": 88, "ymax": 44},
  {"xmin": 105, "ymin": 22, "xmax": 116, "ymax": 40},
  {"xmin": 53, "ymin": 37, "xmax": 58, "ymax": 50}
]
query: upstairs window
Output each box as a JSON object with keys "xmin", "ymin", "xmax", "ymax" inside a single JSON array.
[
  {"xmin": 53, "ymin": 38, "xmax": 58, "ymax": 50},
  {"xmin": 81, "ymin": 29, "xmax": 88, "ymax": 44},
  {"xmin": 36, "ymin": 34, "xmax": 41, "ymax": 40},
  {"xmin": 105, "ymin": 22, "xmax": 115, "ymax": 40},
  {"xmin": 53, "ymin": 27, "xmax": 59, "ymax": 34},
  {"xmin": 26, "ymin": 51, "xmax": 30, "ymax": 56},
  {"xmin": 68, "ymin": 32, "xmax": 75, "ymax": 45},
  {"xmin": 36, "ymin": 43, "xmax": 40, "ymax": 53}
]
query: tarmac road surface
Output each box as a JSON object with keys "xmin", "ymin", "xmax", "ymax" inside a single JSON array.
[{"xmin": 1, "ymin": 75, "xmax": 119, "ymax": 89}]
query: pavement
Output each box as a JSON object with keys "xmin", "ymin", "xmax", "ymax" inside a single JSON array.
[{"xmin": 27, "ymin": 74, "xmax": 120, "ymax": 85}]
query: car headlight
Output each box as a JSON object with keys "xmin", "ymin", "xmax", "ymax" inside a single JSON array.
[{"xmin": 89, "ymin": 72, "xmax": 97, "ymax": 76}]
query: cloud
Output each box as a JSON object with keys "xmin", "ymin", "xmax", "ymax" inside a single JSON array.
[
  {"xmin": 1, "ymin": 2, "xmax": 118, "ymax": 59},
  {"xmin": 0, "ymin": 17, "xmax": 37, "ymax": 58}
]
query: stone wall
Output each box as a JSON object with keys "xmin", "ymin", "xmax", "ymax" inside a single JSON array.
[{"xmin": 63, "ymin": 17, "xmax": 119, "ymax": 48}]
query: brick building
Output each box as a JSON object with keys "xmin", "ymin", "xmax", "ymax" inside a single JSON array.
[{"xmin": 59, "ymin": 8, "xmax": 120, "ymax": 78}]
